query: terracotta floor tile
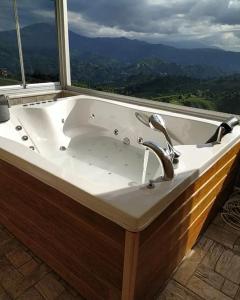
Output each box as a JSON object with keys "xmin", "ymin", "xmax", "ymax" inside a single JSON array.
[
  {"xmin": 221, "ymin": 279, "xmax": 239, "ymax": 298},
  {"xmin": 173, "ymin": 237, "xmax": 213, "ymax": 285},
  {"xmin": 0, "ymin": 230, "xmax": 13, "ymax": 246},
  {"xmin": 204, "ymin": 224, "xmax": 239, "ymax": 249},
  {"xmin": 201, "ymin": 241, "xmax": 225, "ymax": 270},
  {"xmin": 195, "ymin": 264, "xmax": 225, "ymax": 290},
  {"xmin": 35, "ymin": 273, "xmax": 65, "ymax": 300},
  {"xmin": 57, "ymin": 290, "xmax": 84, "ymax": 300},
  {"xmin": 158, "ymin": 280, "xmax": 203, "ymax": 300},
  {"xmin": 216, "ymin": 250, "xmax": 240, "ymax": 284},
  {"xmin": 18, "ymin": 259, "xmax": 39, "ymax": 276},
  {"xmin": 8, "ymin": 263, "xmax": 50, "ymax": 299},
  {"xmin": 6, "ymin": 248, "xmax": 32, "ymax": 268},
  {"xmin": 187, "ymin": 276, "xmax": 232, "ymax": 300},
  {"xmin": 17, "ymin": 288, "xmax": 45, "ymax": 300}
]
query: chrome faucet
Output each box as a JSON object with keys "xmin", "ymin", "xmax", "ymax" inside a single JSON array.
[
  {"xmin": 136, "ymin": 112, "xmax": 180, "ymax": 162},
  {"xmin": 143, "ymin": 141, "xmax": 174, "ymax": 188}
]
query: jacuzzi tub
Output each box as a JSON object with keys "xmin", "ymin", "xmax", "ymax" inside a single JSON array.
[
  {"xmin": 0, "ymin": 95, "xmax": 239, "ymax": 230},
  {"xmin": 0, "ymin": 94, "xmax": 240, "ymax": 299}
]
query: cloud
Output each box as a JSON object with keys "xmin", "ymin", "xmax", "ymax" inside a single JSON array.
[
  {"xmin": 0, "ymin": 1, "xmax": 16, "ymax": 31},
  {"xmin": 0, "ymin": 0, "xmax": 239, "ymax": 51},
  {"xmin": 67, "ymin": 0, "xmax": 240, "ymax": 51},
  {"xmin": 0, "ymin": 0, "xmax": 55, "ymax": 31}
]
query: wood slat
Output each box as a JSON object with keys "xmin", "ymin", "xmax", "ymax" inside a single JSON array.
[
  {"xmin": 140, "ymin": 142, "xmax": 240, "ymax": 245},
  {"xmin": 0, "ymin": 159, "xmax": 125, "ymax": 300},
  {"xmin": 121, "ymin": 232, "xmax": 140, "ymax": 300},
  {"xmin": 133, "ymin": 142, "xmax": 240, "ymax": 299}
]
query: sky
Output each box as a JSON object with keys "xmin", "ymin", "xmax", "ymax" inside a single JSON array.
[{"xmin": 0, "ymin": 0, "xmax": 240, "ymax": 51}]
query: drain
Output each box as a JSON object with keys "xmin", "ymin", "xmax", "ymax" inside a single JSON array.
[
  {"xmin": 29, "ymin": 146, "xmax": 35, "ymax": 150},
  {"xmin": 59, "ymin": 146, "xmax": 67, "ymax": 151},
  {"xmin": 114, "ymin": 129, "xmax": 119, "ymax": 136},
  {"xmin": 89, "ymin": 113, "xmax": 95, "ymax": 119}
]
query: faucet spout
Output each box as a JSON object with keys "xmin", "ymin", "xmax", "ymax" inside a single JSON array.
[{"xmin": 143, "ymin": 141, "xmax": 174, "ymax": 183}]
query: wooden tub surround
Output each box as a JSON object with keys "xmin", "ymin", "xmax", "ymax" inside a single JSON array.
[{"xmin": 0, "ymin": 143, "xmax": 239, "ymax": 300}]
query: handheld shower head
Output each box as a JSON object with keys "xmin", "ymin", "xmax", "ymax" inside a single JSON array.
[
  {"xmin": 135, "ymin": 112, "xmax": 181, "ymax": 160},
  {"xmin": 149, "ymin": 114, "xmax": 180, "ymax": 159}
]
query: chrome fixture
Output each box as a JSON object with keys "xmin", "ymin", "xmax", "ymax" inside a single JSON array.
[
  {"xmin": 137, "ymin": 137, "xmax": 144, "ymax": 144},
  {"xmin": 135, "ymin": 112, "xmax": 180, "ymax": 162},
  {"xmin": 206, "ymin": 116, "xmax": 239, "ymax": 144},
  {"xmin": 143, "ymin": 141, "xmax": 174, "ymax": 187},
  {"xmin": 0, "ymin": 95, "xmax": 10, "ymax": 123}
]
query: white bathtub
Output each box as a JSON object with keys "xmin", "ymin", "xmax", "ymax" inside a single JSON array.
[{"xmin": 0, "ymin": 95, "xmax": 239, "ymax": 231}]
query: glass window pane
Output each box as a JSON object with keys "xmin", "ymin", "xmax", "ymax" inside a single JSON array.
[
  {"xmin": 17, "ymin": 0, "xmax": 59, "ymax": 83},
  {"xmin": 68, "ymin": 0, "xmax": 240, "ymax": 115},
  {"xmin": 0, "ymin": 0, "xmax": 22, "ymax": 86}
]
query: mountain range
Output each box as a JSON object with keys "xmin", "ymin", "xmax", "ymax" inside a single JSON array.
[{"xmin": 0, "ymin": 23, "xmax": 240, "ymax": 83}]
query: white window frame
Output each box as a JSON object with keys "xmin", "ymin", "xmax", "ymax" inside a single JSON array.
[{"xmin": 0, "ymin": 0, "xmax": 62, "ymax": 94}]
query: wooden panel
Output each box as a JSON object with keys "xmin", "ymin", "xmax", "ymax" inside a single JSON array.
[
  {"xmin": 134, "ymin": 142, "xmax": 240, "ymax": 299},
  {"xmin": 121, "ymin": 232, "xmax": 140, "ymax": 300},
  {"xmin": 0, "ymin": 159, "xmax": 125, "ymax": 300}
]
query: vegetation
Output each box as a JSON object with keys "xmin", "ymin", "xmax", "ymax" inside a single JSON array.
[
  {"xmin": 0, "ymin": 23, "xmax": 239, "ymax": 115},
  {"xmin": 73, "ymin": 73, "xmax": 240, "ymax": 114},
  {"xmin": 0, "ymin": 76, "xmax": 20, "ymax": 86}
]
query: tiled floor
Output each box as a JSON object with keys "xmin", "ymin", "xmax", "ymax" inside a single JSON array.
[
  {"xmin": 0, "ymin": 224, "xmax": 84, "ymax": 300},
  {"xmin": 158, "ymin": 212, "xmax": 240, "ymax": 300},
  {"xmin": 0, "ymin": 207, "xmax": 239, "ymax": 299}
]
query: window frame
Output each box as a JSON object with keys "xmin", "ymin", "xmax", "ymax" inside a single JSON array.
[{"xmin": 0, "ymin": 0, "xmax": 62, "ymax": 93}]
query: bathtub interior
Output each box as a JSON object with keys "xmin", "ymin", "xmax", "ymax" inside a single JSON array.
[{"xmin": 1, "ymin": 96, "xmax": 220, "ymax": 192}]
